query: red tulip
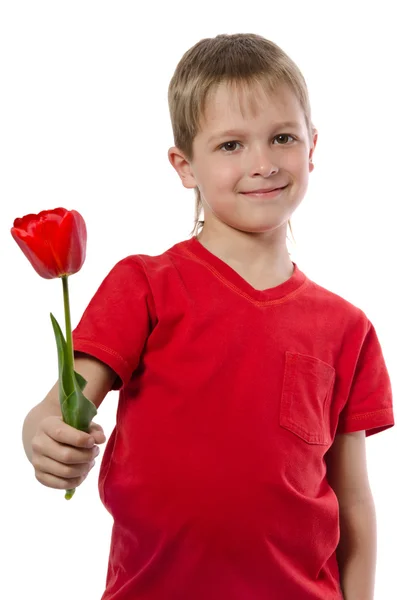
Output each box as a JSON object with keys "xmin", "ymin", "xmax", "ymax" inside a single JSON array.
[
  {"xmin": 11, "ymin": 207, "xmax": 95, "ymax": 500},
  {"xmin": 11, "ymin": 207, "xmax": 87, "ymax": 279}
]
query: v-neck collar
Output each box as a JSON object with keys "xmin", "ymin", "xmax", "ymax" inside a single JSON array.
[{"xmin": 175, "ymin": 236, "xmax": 308, "ymax": 304}]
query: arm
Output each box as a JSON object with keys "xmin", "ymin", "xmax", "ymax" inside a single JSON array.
[
  {"xmin": 325, "ymin": 431, "xmax": 377, "ymax": 600},
  {"xmin": 22, "ymin": 353, "xmax": 117, "ymax": 463}
]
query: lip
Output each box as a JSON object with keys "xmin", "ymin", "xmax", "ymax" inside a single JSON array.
[
  {"xmin": 241, "ymin": 186, "xmax": 287, "ymax": 199},
  {"xmin": 242, "ymin": 186, "xmax": 287, "ymax": 194}
]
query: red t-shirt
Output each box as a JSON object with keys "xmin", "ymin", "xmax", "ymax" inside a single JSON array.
[{"xmin": 72, "ymin": 236, "xmax": 394, "ymax": 600}]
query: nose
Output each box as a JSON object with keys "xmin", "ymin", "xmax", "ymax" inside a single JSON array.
[{"xmin": 247, "ymin": 145, "xmax": 278, "ymax": 177}]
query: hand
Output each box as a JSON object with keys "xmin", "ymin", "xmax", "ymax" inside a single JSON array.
[{"xmin": 31, "ymin": 415, "xmax": 106, "ymax": 491}]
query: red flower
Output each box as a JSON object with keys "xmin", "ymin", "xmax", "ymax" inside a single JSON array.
[{"xmin": 11, "ymin": 208, "xmax": 87, "ymax": 279}]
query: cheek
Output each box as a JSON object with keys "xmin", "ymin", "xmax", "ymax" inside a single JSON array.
[
  {"xmin": 279, "ymin": 152, "xmax": 298, "ymax": 171},
  {"xmin": 213, "ymin": 159, "xmax": 241, "ymax": 188},
  {"xmin": 286, "ymin": 149, "xmax": 310, "ymax": 172},
  {"xmin": 197, "ymin": 158, "xmax": 233, "ymax": 189}
]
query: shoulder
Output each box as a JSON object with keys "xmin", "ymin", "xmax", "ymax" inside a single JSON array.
[
  {"xmin": 99, "ymin": 241, "xmax": 190, "ymax": 311},
  {"xmin": 104, "ymin": 241, "xmax": 179, "ymax": 284},
  {"xmin": 114, "ymin": 239, "xmax": 188, "ymax": 275},
  {"xmin": 304, "ymin": 275, "xmax": 370, "ymax": 336},
  {"xmin": 109, "ymin": 240, "xmax": 197, "ymax": 298}
]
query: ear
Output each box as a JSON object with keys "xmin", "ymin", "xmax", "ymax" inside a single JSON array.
[
  {"xmin": 168, "ymin": 146, "xmax": 198, "ymax": 189},
  {"xmin": 309, "ymin": 128, "xmax": 318, "ymax": 173}
]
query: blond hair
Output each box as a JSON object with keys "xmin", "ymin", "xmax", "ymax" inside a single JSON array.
[{"xmin": 168, "ymin": 33, "xmax": 316, "ymax": 244}]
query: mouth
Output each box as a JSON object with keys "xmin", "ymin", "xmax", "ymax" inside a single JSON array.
[{"xmin": 241, "ymin": 185, "xmax": 288, "ymax": 196}]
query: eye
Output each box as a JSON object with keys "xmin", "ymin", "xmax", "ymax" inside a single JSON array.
[
  {"xmin": 274, "ymin": 134, "xmax": 295, "ymax": 145},
  {"xmin": 219, "ymin": 141, "xmax": 242, "ymax": 152},
  {"xmin": 219, "ymin": 134, "xmax": 295, "ymax": 153}
]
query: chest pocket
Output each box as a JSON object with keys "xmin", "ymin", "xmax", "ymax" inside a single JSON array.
[{"xmin": 280, "ymin": 352, "xmax": 336, "ymax": 445}]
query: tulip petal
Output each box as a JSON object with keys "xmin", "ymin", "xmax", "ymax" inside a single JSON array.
[
  {"xmin": 11, "ymin": 208, "xmax": 87, "ymax": 278},
  {"xmin": 11, "ymin": 228, "xmax": 61, "ymax": 279},
  {"xmin": 54, "ymin": 210, "xmax": 87, "ymax": 276}
]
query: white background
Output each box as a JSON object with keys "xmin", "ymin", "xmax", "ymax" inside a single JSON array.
[{"xmin": 1, "ymin": 1, "xmax": 396, "ymax": 598}]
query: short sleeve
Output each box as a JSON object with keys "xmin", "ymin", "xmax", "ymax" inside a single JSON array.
[
  {"xmin": 337, "ymin": 319, "xmax": 394, "ymax": 436},
  {"xmin": 72, "ymin": 256, "xmax": 156, "ymax": 391}
]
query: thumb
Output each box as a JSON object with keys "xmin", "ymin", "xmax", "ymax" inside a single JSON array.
[{"xmin": 88, "ymin": 421, "xmax": 107, "ymax": 444}]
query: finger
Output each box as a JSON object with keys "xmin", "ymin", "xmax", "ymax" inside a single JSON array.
[
  {"xmin": 88, "ymin": 423, "xmax": 107, "ymax": 444},
  {"xmin": 32, "ymin": 435, "xmax": 100, "ymax": 465},
  {"xmin": 33, "ymin": 454, "xmax": 96, "ymax": 481},
  {"xmin": 35, "ymin": 469, "xmax": 90, "ymax": 491},
  {"xmin": 43, "ymin": 418, "xmax": 97, "ymax": 449}
]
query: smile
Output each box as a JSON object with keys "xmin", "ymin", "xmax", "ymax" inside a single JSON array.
[{"xmin": 241, "ymin": 186, "xmax": 287, "ymax": 199}]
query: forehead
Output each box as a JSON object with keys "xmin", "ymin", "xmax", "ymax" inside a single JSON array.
[{"xmin": 200, "ymin": 80, "xmax": 304, "ymax": 130}]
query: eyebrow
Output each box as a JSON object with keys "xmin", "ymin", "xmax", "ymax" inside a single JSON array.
[{"xmin": 207, "ymin": 121, "xmax": 302, "ymax": 144}]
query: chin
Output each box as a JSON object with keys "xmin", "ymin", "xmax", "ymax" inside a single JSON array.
[{"xmin": 227, "ymin": 218, "xmax": 290, "ymax": 234}]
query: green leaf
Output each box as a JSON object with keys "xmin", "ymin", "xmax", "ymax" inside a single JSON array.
[
  {"xmin": 61, "ymin": 387, "xmax": 97, "ymax": 432},
  {"xmin": 50, "ymin": 313, "xmax": 74, "ymax": 399},
  {"xmin": 50, "ymin": 312, "xmax": 98, "ymax": 500},
  {"xmin": 74, "ymin": 370, "xmax": 87, "ymax": 391},
  {"xmin": 50, "ymin": 312, "xmax": 97, "ymax": 432}
]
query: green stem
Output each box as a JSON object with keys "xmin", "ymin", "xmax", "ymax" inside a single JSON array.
[
  {"xmin": 62, "ymin": 275, "xmax": 74, "ymax": 373},
  {"xmin": 62, "ymin": 275, "xmax": 76, "ymax": 501}
]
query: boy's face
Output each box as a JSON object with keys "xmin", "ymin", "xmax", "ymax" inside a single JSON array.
[{"xmin": 169, "ymin": 80, "xmax": 317, "ymax": 236}]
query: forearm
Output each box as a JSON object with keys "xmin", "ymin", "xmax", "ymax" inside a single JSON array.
[{"xmin": 337, "ymin": 496, "xmax": 377, "ymax": 600}]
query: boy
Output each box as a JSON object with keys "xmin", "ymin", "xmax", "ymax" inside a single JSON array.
[{"xmin": 23, "ymin": 33, "xmax": 393, "ymax": 600}]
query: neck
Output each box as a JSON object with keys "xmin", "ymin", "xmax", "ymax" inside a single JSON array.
[{"xmin": 196, "ymin": 223, "xmax": 293, "ymax": 279}]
